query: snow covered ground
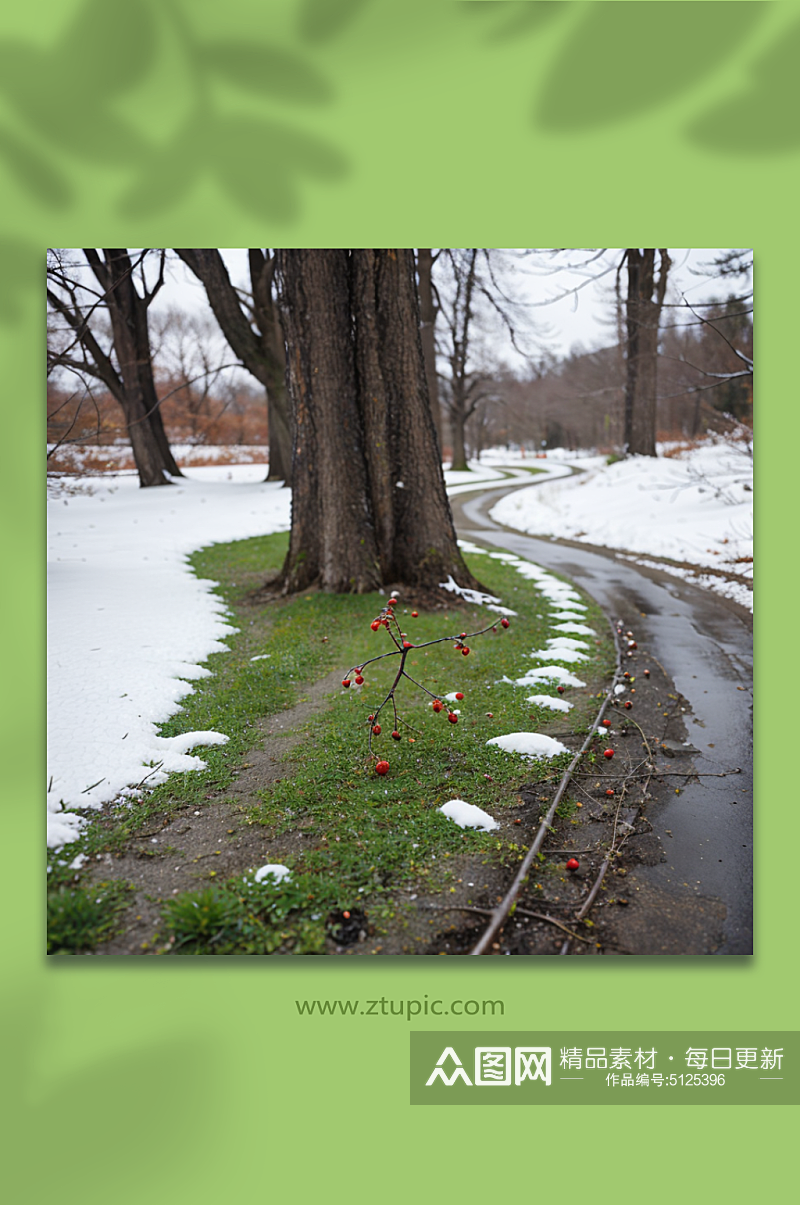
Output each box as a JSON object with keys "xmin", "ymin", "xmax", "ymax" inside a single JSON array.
[
  {"xmin": 488, "ymin": 437, "xmax": 753, "ymax": 611},
  {"xmin": 47, "ymin": 464, "xmax": 290, "ymax": 848},
  {"xmin": 46, "ymin": 436, "xmax": 752, "ymax": 849}
]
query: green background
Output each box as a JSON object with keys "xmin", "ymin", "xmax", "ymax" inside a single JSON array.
[{"xmin": 5, "ymin": 0, "xmax": 794, "ymax": 1199}]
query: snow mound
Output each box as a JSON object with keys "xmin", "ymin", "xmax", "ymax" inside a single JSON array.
[
  {"xmin": 552, "ymin": 622, "xmax": 596, "ymax": 636},
  {"xmin": 253, "ymin": 864, "xmax": 291, "ymax": 885},
  {"xmin": 487, "ymin": 732, "xmax": 571, "ymax": 759},
  {"xmin": 525, "ymin": 694, "xmax": 573, "ymax": 712},
  {"xmin": 438, "ymin": 799, "xmax": 499, "ymax": 831},
  {"xmin": 512, "ymin": 667, "xmax": 586, "ymax": 687},
  {"xmin": 530, "ymin": 642, "xmax": 588, "ymax": 662}
]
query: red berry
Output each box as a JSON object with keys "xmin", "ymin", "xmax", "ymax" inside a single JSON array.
[
  {"xmin": 606, "ymin": 788, "xmax": 615, "ymax": 797},
  {"xmin": 371, "ymin": 620, "xmax": 380, "ymax": 631},
  {"xmin": 368, "ymin": 714, "xmax": 374, "ymax": 722},
  {"xmin": 602, "ymin": 719, "xmax": 611, "ymax": 727},
  {"xmin": 403, "ymin": 641, "xmax": 413, "ymax": 649},
  {"xmin": 388, "ymin": 598, "xmax": 398, "ymax": 606},
  {"xmin": 557, "ymin": 686, "xmax": 565, "ymax": 694},
  {"xmin": 343, "ymin": 910, "xmax": 351, "ymax": 919},
  {"xmin": 375, "ymin": 760, "xmax": 389, "ymax": 775},
  {"xmin": 372, "ymin": 724, "xmax": 381, "ymax": 735},
  {"xmin": 501, "ymin": 618, "xmax": 510, "ymax": 628},
  {"xmin": 566, "ymin": 858, "xmax": 580, "ymax": 871},
  {"xmin": 624, "ymin": 701, "xmax": 632, "ymax": 710},
  {"xmin": 355, "ymin": 675, "xmax": 364, "ymax": 685},
  {"xmin": 455, "ymin": 692, "xmax": 464, "ymax": 700},
  {"xmin": 603, "ymin": 748, "xmax": 614, "ymax": 759},
  {"xmin": 391, "ymin": 730, "xmax": 401, "ymax": 741},
  {"xmin": 342, "ymin": 679, "xmax": 350, "ymax": 688},
  {"xmin": 432, "ymin": 700, "xmax": 443, "ymax": 712},
  {"xmin": 461, "ymin": 647, "xmax": 470, "ymax": 656},
  {"xmin": 448, "ymin": 712, "xmax": 458, "ymax": 724},
  {"xmin": 411, "ymin": 611, "xmax": 418, "ymax": 618},
  {"xmin": 459, "ymin": 632, "xmax": 467, "ymax": 640}
]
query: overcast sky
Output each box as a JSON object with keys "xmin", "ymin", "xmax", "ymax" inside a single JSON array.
[{"xmin": 155, "ymin": 247, "xmax": 751, "ymax": 367}]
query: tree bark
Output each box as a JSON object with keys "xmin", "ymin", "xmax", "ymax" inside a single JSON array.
[
  {"xmin": 274, "ymin": 248, "xmax": 483, "ymax": 597},
  {"xmin": 358, "ymin": 249, "xmax": 477, "ymax": 590},
  {"xmin": 416, "ymin": 248, "xmax": 443, "ymax": 451},
  {"xmin": 623, "ymin": 248, "xmax": 671, "ymax": 457},
  {"xmin": 276, "ymin": 250, "xmax": 381, "ymax": 593}
]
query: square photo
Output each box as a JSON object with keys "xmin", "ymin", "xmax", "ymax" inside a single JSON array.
[{"xmin": 46, "ymin": 248, "xmax": 753, "ymax": 956}]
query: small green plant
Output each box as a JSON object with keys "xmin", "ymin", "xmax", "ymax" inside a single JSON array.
[
  {"xmin": 161, "ymin": 887, "xmax": 242, "ymax": 950},
  {"xmin": 47, "ymin": 881, "xmax": 132, "ymax": 954}
]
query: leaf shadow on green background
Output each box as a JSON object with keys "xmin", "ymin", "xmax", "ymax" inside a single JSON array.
[
  {"xmin": 534, "ymin": 1, "xmax": 767, "ymax": 132},
  {"xmin": 457, "ymin": 0, "xmax": 567, "ymax": 44},
  {"xmin": 687, "ymin": 16, "xmax": 800, "ymax": 154},
  {"xmin": 295, "ymin": 0, "xmax": 374, "ymax": 45},
  {"xmin": 199, "ymin": 40, "xmax": 334, "ymax": 104},
  {"xmin": 0, "ymin": 239, "xmax": 41, "ymax": 326},
  {"xmin": 2, "ymin": 987, "xmax": 219, "ymax": 1205},
  {"xmin": 0, "ymin": 0, "xmax": 349, "ymax": 225},
  {"xmin": 0, "ymin": 0, "xmax": 155, "ymax": 167}
]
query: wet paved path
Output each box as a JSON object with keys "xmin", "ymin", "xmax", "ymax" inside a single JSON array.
[{"xmin": 451, "ymin": 473, "xmax": 753, "ymax": 955}]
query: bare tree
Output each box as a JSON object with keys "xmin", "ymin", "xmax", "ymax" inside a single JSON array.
[
  {"xmin": 436, "ymin": 249, "xmax": 542, "ymax": 470},
  {"xmin": 621, "ymin": 248, "xmax": 671, "ymax": 456},
  {"xmin": 416, "ymin": 249, "xmax": 443, "ymax": 449},
  {"xmin": 47, "ymin": 249, "xmax": 182, "ymax": 487},
  {"xmin": 174, "ymin": 249, "xmax": 292, "ymax": 483}
]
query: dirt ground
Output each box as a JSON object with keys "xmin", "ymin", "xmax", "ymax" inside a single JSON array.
[{"xmin": 88, "ymin": 603, "xmax": 732, "ymax": 956}]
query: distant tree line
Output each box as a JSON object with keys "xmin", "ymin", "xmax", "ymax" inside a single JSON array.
[{"xmin": 47, "ymin": 247, "xmax": 752, "ymax": 596}]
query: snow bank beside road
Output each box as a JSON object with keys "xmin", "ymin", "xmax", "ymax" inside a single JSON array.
[{"xmin": 489, "ymin": 438, "xmax": 752, "ymax": 610}]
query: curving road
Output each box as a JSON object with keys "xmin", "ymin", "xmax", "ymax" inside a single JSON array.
[{"xmin": 450, "ymin": 468, "xmax": 753, "ymax": 956}]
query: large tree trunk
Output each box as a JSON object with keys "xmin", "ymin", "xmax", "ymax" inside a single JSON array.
[
  {"xmin": 417, "ymin": 248, "xmax": 443, "ymax": 450},
  {"xmin": 623, "ymin": 248, "xmax": 670, "ymax": 457},
  {"xmin": 357, "ymin": 249, "xmax": 476, "ymax": 590},
  {"xmin": 274, "ymin": 248, "xmax": 483, "ymax": 597},
  {"xmin": 276, "ymin": 250, "xmax": 381, "ymax": 593},
  {"xmin": 101, "ymin": 249, "xmax": 182, "ymax": 486}
]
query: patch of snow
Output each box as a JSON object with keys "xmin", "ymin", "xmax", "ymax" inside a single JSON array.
[
  {"xmin": 253, "ymin": 864, "xmax": 291, "ymax": 885},
  {"xmin": 47, "ymin": 468, "xmax": 291, "ymax": 848},
  {"xmin": 438, "ymin": 799, "xmax": 499, "ymax": 831},
  {"xmin": 489, "ymin": 436, "xmax": 753, "ymax": 611},
  {"xmin": 487, "ymin": 732, "xmax": 570, "ymax": 759},
  {"xmin": 511, "ymin": 667, "xmax": 586, "ymax": 687},
  {"xmin": 529, "ymin": 646, "xmax": 589, "ymax": 663},
  {"xmin": 438, "ymin": 575, "xmax": 503, "ymax": 607},
  {"xmin": 525, "ymin": 694, "xmax": 573, "ymax": 712},
  {"xmin": 552, "ymin": 622, "xmax": 596, "ymax": 635}
]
